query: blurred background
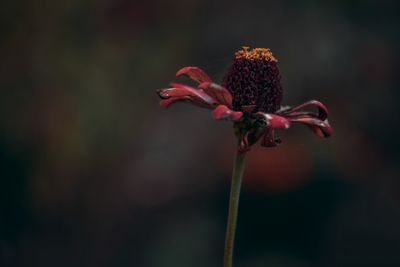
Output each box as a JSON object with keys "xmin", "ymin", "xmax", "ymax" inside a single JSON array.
[{"xmin": 1, "ymin": 0, "xmax": 400, "ymax": 266}]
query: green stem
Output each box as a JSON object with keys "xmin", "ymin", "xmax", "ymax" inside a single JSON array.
[{"xmin": 223, "ymin": 149, "xmax": 246, "ymax": 267}]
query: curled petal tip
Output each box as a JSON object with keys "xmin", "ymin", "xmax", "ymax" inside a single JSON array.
[
  {"xmin": 176, "ymin": 66, "xmax": 212, "ymax": 84},
  {"xmin": 156, "ymin": 89, "xmax": 169, "ymax": 99},
  {"xmin": 319, "ymin": 120, "xmax": 333, "ymax": 138}
]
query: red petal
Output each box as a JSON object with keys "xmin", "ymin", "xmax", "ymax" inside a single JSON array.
[
  {"xmin": 176, "ymin": 66, "xmax": 212, "ymax": 84},
  {"xmin": 254, "ymin": 112, "xmax": 290, "ymax": 129},
  {"xmin": 276, "ymin": 100, "xmax": 332, "ymax": 138},
  {"xmin": 212, "ymin": 105, "xmax": 243, "ymax": 121},
  {"xmin": 198, "ymin": 82, "xmax": 233, "ymax": 108},
  {"xmin": 289, "ymin": 118, "xmax": 333, "ymax": 138},
  {"xmin": 261, "ymin": 129, "xmax": 281, "ymax": 147},
  {"xmin": 159, "ymin": 96, "xmax": 190, "ymax": 108},
  {"xmin": 278, "ymin": 100, "xmax": 328, "ymax": 120},
  {"xmin": 157, "ymin": 83, "xmax": 218, "ymax": 109}
]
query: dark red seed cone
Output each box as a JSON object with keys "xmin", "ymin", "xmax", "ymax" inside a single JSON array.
[{"xmin": 222, "ymin": 47, "xmax": 283, "ymax": 113}]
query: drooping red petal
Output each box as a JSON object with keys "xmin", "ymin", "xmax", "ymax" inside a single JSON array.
[
  {"xmin": 198, "ymin": 82, "xmax": 233, "ymax": 108},
  {"xmin": 212, "ymin": 105, "xmax": 243, "ymax": 121},
  {"xmin": 261, "ymin": 129, "xmax": 281, "ymax": 147},
  {"xmin": 176, "ymin": 66, "xmax": 212, "ymax": 84},
  {"xmin": 157, "ymin": 83, "xmax": 218, "ymax": 109},
  {"xmin": 276, "ymin": 100, "xmax": 332, "ymax": 138},
  {"xmin": 278, "ymin": 100, "xmax": 328, "ymax": 120},
  {"xmin": 254, "ymin": 112, "xmax": 290, "ymax": 129},
  {"xmin": 237, "ymin": 125, "xmax": 274, "ymax": 153},
  {"xmin": 288, "ymin": 117, "xmax": 333, "ymax": 138}
]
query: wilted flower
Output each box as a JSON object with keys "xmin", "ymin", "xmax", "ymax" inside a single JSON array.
[{"xmin": 157, "ymin": 47, "xmax": 332, "ymax": 153}]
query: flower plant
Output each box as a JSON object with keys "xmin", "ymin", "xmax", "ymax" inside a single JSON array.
[{"xmin": 157, "ymin": 47, "xmax": 332, "ymax": 267}]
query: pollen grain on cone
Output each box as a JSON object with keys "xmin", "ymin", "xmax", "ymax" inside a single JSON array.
[{"xmin": 235, "ymin": 46, "xmax": 277, "ymax": 62}]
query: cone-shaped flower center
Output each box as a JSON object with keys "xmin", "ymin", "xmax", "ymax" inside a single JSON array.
[{"xmin": 222, "ymin": 47, "xmax": 283, "ymax": 113}]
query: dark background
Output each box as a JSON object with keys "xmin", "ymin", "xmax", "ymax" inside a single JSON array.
[{"xmin": 1, "ymin": 0, "xmax": 400, "ymax": 266}]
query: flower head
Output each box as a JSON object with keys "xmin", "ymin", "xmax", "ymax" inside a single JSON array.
[
  {"xmin": 157, "ymin": 47, "xmax": 332, "ymax": 153},
  {"xmin": 223, "ymin": 47, "xmax": 282, "ymax": 113}
]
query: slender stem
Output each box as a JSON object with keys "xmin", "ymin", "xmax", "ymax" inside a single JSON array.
[{"xmin": 223, "ymin": 150, "xmax": 246, "ymax": 267}]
